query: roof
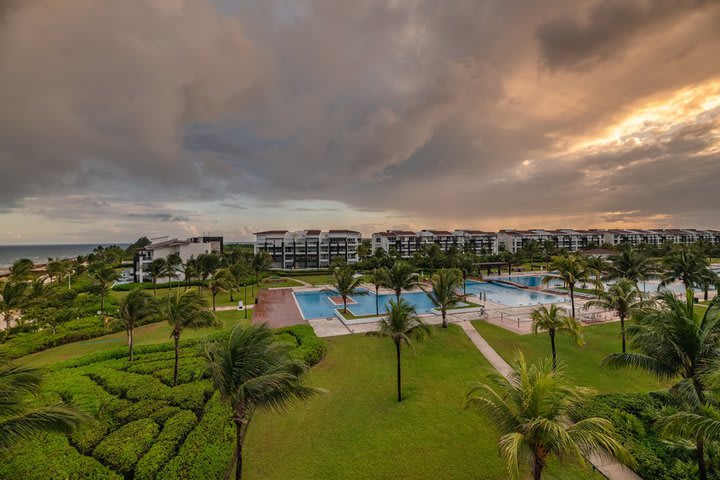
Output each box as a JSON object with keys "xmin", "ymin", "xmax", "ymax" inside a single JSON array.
[
  {"xmin": 456, "ymin": 229, "xmax": 495, "ymax": 235},
  {"xmin": 145, "ymin": 239, "xmax": 190, "ymax": 250},
  {"xmin": 421, "ymin": 229, "xmax": 453, "ymax": 236},
  {"xmin": 328, "ymin": 230, "xmax": 361, "ymax": 234},
  {"xmin": 305, "ymin": 229, "xmax": 321, "ymax": 235},
  {"xmin": 254, "ymin": 230, "xmax": 288, "ymax": 235},
  {"xmin": 580, "ymin": 248, "xmax": 616, "ymax": 256}
]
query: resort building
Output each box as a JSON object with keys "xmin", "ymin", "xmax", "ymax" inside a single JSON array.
[
  {"xmin": 254, "ymin": 230, "xmax": 361, "ymax": 269},
  {"xmin": 133, "ymin": 235, "xmax": 224, "ymax": 283},
  {"xmin": 600, "ymin": 229, "xmax": 720, "ymax": 246},
  {"xmin": 453, "ymin": 230, "xmax": 499, "ymax": 254},
  {"xmin": 372, "ymin": 229, "xmax": 499, "ymax": 257},
  {"xmin": 372, "ymin": 230, "xmax": 421, "ymax": 258},
  {"xmin": 497, "ymin": 229, "xmax": 605, "ymax": 253}
]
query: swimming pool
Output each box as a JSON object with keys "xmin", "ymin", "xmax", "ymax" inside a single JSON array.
[
  {"xmin": 464, "ymin": 280, "xmax": 567, "ymax": 307},
  {"xmin": 487, "ymin": 275, "xmax": 562, "ymax": 288},
  {"xmin": 293, "ymin": 289, "xmax": 449, "ymax": 319}
]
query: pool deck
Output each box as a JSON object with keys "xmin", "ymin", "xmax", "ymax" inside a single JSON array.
[{"xmin": 253, "ymin": 288, "xmax": 306, "ymax": 328}]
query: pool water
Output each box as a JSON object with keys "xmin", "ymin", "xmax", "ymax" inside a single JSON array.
[
  {"xmin": 487, "ymin": 275, "xmax": 562, "ymax": 288},
  {"xmin": 464, "ymin": 280, "xmax": 567, "ymax": 307},
  {"xmin": 293, "ymin": 289, "xmax": 449, "ymax": 319}
]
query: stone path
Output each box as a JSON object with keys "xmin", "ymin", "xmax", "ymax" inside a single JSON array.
[
  {"xmin": 456, "ymin": 320, "xmax": 642, "ymax": 480},
  {"xmin": 252, "ymin": 288, "xmax": 306, "ymax": 328}
]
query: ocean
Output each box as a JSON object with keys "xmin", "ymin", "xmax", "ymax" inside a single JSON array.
[{"xmin": 0, "ymin": 244, "xmax": 130, "ymax": 269}]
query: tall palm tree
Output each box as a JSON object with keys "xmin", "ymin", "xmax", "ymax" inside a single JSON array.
[
  {"xmin": 584, "ymin": 278, "xmax": 648, "ymax": 353},
  {"xmin": 0, "ymin": 355, "xmax": 88, "ymax": 450},
  {"xmin": 46, "ymin": 260, "xmax": 64, "ymax": 284},
  {"xmin": 165, "ymin": 252, "xmax": 182, "ymax": 290},
  {"xmin": 464, "ymin": 353, "xmax": 634, "ymax": 480},
  {"xmin": 332, "ymin": 267, "xmax": 363, "ymax": 314},
  {"xmin": 542, "ymin": 254, "xmax": 592, "ymax": 318},
  {"xmin": 368, "ymin": 299, "xmax": 431, "ymax": 402},
  {"xmin": 147, "ymin": 258, "xmax": 168, "ymax": 298},
  {"xmin": 365, "ymin": 268, "xmax": 387, "ymax": 316},
  {"xmin": 603, "ymin": 290, "xmax": 720, "ymax": 479},
  {"xmin": 0, "ymin": 281, "xmax": 27, "ymax": 331},
  {"xmin": 530, "ymin": 304, "xmax": 584, "ymax": 370},
  {"xmin": 424, "ymin": 268, "xmax": 463, "ymax": 328},
  {"xmin": 382, "ymin": 261, "xmax": 419, "ymax": 303},
  {"xmin": 162, "ymin": 290, "xmax": 219, "ymax": 385},
  {"xmin": 204, "ymin": 324, "xmax": 322, "ymax": 480},
  {"xmin": 662, "ymin": 248, "xmax": 709, "ymax": 290},
  {"xmin": 183, "ymin": 256, "xmax": 199, "ymax": 290},
  {"xmin": 89, "ymin": 266, "xmax": 120, "ymax": 314},
  {"xmin": 9, "ymin": 258, "xmax": 34, "ymax": 282},
  {"xmin": 197, "ymin": 253, "xmax": 222, "ymax": 291},
  {"xmin": 228, "ymin": 260, "xmax": 250, "ymax": 303},
  {"xmin": 606, "ymin": 249, "xmax": 656, "ymax": 284},
  {"xmin": 522, "ymin": 240, "xmax": 542, "ymax": 271},
  {"xmin": 112, "ymin": 289, "xmax": 157, "ymax": 361},
  {"xmin": 208, "ymin": 268, "xmax": 234, "ymax": 311},
  {"xmin": 584, "ymin": 255, "xmax": 608, "ymax": 285},
  {"xmin": 457, "ymin": 254, "xmax": 478, "ymax": 297},
  {"xmin": 357, "ymin": 241, "xmax": 372, "ymax": 262},
  {"xmin": 251, "ymin": 252, "xmax": 273, "ymax": 299},
  {"xmin": 697, "ymin": 268, "xmax": 720, "ymax": 302}
]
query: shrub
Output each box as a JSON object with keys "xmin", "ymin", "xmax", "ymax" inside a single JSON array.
[
  {"xmin": 135, "ymin": 411, "xmax": 198, "ymax": 480},
  {"xmin": 150, "ymin": 406, "xmax": 183, "ymax": 425},
  {"xmin": 157, "ymin": 393, "xmax": 234, "ymax": 480},
  {"xmin": 92, "ymin": 418, "xmax": 159, "ymax": 476},
  {"xmin": 114, "ymin": 399, "xmax": 171, "ymax": 424},
  {"xmin": 275, "ymin": 324, "xmax": 326, "ymax": 365}
]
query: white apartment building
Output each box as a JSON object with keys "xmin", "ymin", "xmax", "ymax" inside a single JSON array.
[
  {"xmin": 254, "ymin": 230, "xmax": 361, "ymax": 269},
  {"xmin": 372, "ymin": 231, "xmax": 421, "ymax": 258},
  {"xmin": 372, "ymin": 229, "xmax": 499, "ymax": 257},
  {"xmin": 133, "ymin": 236, "xmax": 223, "ymax": 282},
  {"xmin": 453, "ymin": 230, "xmax": 498, "ymax": 254},
  {"xmin": 492, "ymin": 229, "xmax": 605, "ymax": 253},
  {"xmin": 601, "ymin": 229, "xmax": 720, "ymax": 246}
]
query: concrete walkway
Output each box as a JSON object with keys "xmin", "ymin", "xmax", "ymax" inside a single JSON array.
[{"xmin": 457, "ymin": 320, "xmax": 642, "ymax": 480}]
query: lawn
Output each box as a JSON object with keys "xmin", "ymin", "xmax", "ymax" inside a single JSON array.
[
  {"xmin": 280, "ymin": 273, "xmax": 335, "ymax": 285},
  {"xmin": 244, "ymin": 326, "xmax": 600, "ymax": 480},
  {"xmin": 472, "ymin": 320, "xmax": 670, "ymax": 393},
  {"xmin": 18, "ymin": 310, "xmax": 251, "ymax": 367}
]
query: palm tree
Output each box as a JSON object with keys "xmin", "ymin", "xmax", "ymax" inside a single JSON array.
[
  {"xmin": 542, "ymin": 254, "xmax": 591, "ymax": 318},
  {"xmin": 424, "ymin": 243, "xmax": 443, "ymax": 272},
  {"xmin": 357, "ymin": 241, "xmax": 372, "ymax": 262},
  {"xmin": 183, "ymin": 256, "xmax": 199, "ymax": 290},
  {"xmin": 165, "ymin": 252, "xmax": 182, "ymax": 290},
  {"xmin": 208, "ymin": 268, "xmax": 234, "ymax": 311},
  {"xmin": 332, "ymin": 267, "xmax": 363, "ymax": 313},
  {"xmin": 368, "ymin": 299, "xmax": 431, "ymax": 402},
  {"xmin": 541, "ymin": 240, "xmax": 557, "ymax": 270},
  {"xmin": 464, "ymin": 353, "xmax": 633, "ymax": 480},
  {"xmin": 204, "ymin": 324, "xmax": 322, "ymax": 480},
  {"xmin": 584, "ymin": 255, "xmax": 607, "ymax": 286},
  {"xmin": 530, "ymin": 304, "xmax": 584, "ymax": 370},
  {"xmin": 424, "ymin": 268, "xmax": 463, "ymax": 328},
  {"xmin": 228, "ymin": 260, "xmax": 250, "ymax": 303},
  {"xmin": 697, "ymin": 268, "xmax": 720, "ymax": 302},
  {"xmin": 365, "ymin": 268, "xmax": 387, "ymax": 316},
  {"xmin": 584, "ymin": 278, "xmax": 648, "ymax": 353},
  {"xmin": 603, "ymin": 290, "xmax": 720, "ymax": 479},
  {"xmin": 251, "ymin": 252, "xmax": 273, "ymax": 299},
  {"xmin": 112, "ymin": 289, "xmax": 157, "ymax": 361},
  {"xmin": 0, "ymin": 355, "xmax": 88, "ymax": 450},
  {"xmin": 46, "ymin": 260, "xmax": 64, "ymax": 284},
  {"xmin": 9, "ymin": 258, "xmax": 34, "ymax": 282},
  {"xmin": 606, "ymin": 249, "xmax": 655, "ymax": 284},
  {"xmin": 662, "ymin": 248, "xmax": 709, "ymax": 290},
  {"xmin": 162, "ymin": 290, "xmax": 219, "ymax": 385},
  {"xmin": 382, "ymin": 261, "xmax": 419, "ymax": 303},
  {"xmin": 147, "ymin": 258, "xmax": 168, "ymax": 298},
  {"xmin": 197, "ymin": 253, "xmax": 222, "ymax": 291},
  {"xmin": 456, "ymin": 253, "xmax": 478, "ymax": 296},
  {"xmin": 522, "ymin": 240, "xmax": 542, "ymax": 270},
  {"xmin": 89, "ymin": 266, "xmax": 120, "ymax": 313},
  {"xmin": 0, "ymin": 281, "xmax": 27, "ymax": 331}
]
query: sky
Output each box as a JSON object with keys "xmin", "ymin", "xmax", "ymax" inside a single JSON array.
[{"xmin": 1, "ymin": 0, "xmax": 719, "ymax": 244}]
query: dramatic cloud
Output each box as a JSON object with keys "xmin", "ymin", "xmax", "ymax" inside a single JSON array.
[{"xmin": 0, "ymin": 0, "xmax": 719, "ymax": 242}]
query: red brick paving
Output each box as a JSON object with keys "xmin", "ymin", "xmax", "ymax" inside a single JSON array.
[
  {"xmin": 329, "ymin": 295, "xmax": 356, "ymax": 305},
  {"xmin": 253, "ymin": 288, "xmax": 306, "ymax": 328}
]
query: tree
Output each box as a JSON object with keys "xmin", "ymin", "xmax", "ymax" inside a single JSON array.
[
  {"xmin": 197, "ymin": 253, "xmax": 222, "ymax": 290},
  {"xmin": 112, "ymin": 290, "xmax": 157, "ymax": 361},
  {"xmin": 583, "ymin": 255, "xmax": 607, "ymax": 285},
  {"xmin": 424, "ymin": 268, "xmax": 463, "ymax": 328},
  {"xmin": 162, "ymin": 290, "xmax": 219, "ymax": 386},
  {"xmin": 365, "ymin": 268, "xmax": 387, "ymax": 316},
  {"xmin": 542, "ymin": 254, "xmax": 592, "ymax": 318},
  {"xmin": 464, "ymin": 353, "xmax": 633, "ymax": 480},
  {"xmin": 603, "ymin": 290, "xmax": 720, "ymax": 479},
  {"xmin": 89, "ymin": 266, "xmax": 120, "ymax": 313},
  {"xmin": 183, "ymin": 256, "xmax": 199, "ymax": 290},
  {"xmin": 584, "ymin": 278, "xmax": 648, "ymax": 353},
  {"xmin": 697, "ymin": 268, "xmax": 720, "ymax": 302},
  {"xmin": 208, "ymin": 268, "xmax": 234, "ymax": 311},
  {"xmin": 0, "ymin": 281, "xmax": 27, "ymax": 331},
  {"xmin": 522, "ymin": 240, "xmax": 542, "ymax": 270},
  {"xmin": 204, "ymin": 324, "xmax": 322, "ymax": 480},
  {"xmin": 332, "ymin": 267, "xmax": 363, "ymax": 313},
  {"xmin": 357, "ymin": 240, "xmax": 372, "ymax": 261},
  {"xmin": 9, "ymin": 258, "xmax": 34, "ymax": 282},
  {"xmin": 368, "ymin": 299, "xmax": 431, "ymax": 402},
  {"xmin": 606, "ymin": 249, "xmax": 656, "ymax": 284},
  {"xmin": 382, "ymin": 261, "xmax": 418, "ymax": 303},
  {"xmin": 662, "ymin": 248, "xmax": 709, "ymax": 290},
  {"xmin": 530, "ymin": 304, "xmax": 584, "ymax": 370},
  {"xmin": 228, "ymin": 260, "xmax": 250, "ymax": 303},
  {"xmin": 0, "ymin": 355, "xmax": 88, "ymax": 450},
  {"xmin": 424, "ymin": 243, "xmax": 443, "ymax": 272},
  {"xmin": 46, "ymin": 260, "xmax": 64, "ymax": 284},
  {"xmin": 165, "ymin": 252, "xmax": 182, "ymax": 290},
  {"xmin": 456, "ymin": 254, "xmax": 478, "ymax": 297},
  {"xmin": 147, "ymin": 258, "xmax": 168, "ymax": 299},
  {"xmin": 251, "ymin": 252, "xmax": 273, "ymax": 299}
]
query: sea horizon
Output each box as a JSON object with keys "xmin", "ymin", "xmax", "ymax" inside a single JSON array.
[{"xmin": 0, "ymin": 243, "xmax": 131, "ymax": 269}]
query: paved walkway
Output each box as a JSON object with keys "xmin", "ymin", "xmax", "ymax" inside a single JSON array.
[
  {"xmin": 456, "ymin": 320, "xmax": 641, "ymax": 480},
  {"xmin": 252, "ymin": 288, "xmax": 306, "ymax": 328}
]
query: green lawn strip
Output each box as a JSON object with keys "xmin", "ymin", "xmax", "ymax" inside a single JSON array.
[
  {"xmin": 244, "ymin": 326, "xmax": 600, "ymax": 480},
  {"xmin": 471, "ymin": 320, "xmax": 670, "ymax": 393},
  {"xmin": 279, "ymin": 273, "xmax": 335, "ymax": 285},
  {"xmin": 17, "ymin": 310, "xmax": 251, "ymax": 367}
]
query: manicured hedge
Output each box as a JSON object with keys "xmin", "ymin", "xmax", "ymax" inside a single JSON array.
[
  {"xmin": 92, "ymin": 418, "xmax": 160, "ymax": 476},
  {"xmin": 135, "ymin": 410, "xmax": 198, "ymax": 480},
  {"xmin": 157, "ymin": 393, "xmax": 235, "ymax": 480},
  {"xmin": 275, "ymin": 324, "xmax": 326, "ymax": 365}
]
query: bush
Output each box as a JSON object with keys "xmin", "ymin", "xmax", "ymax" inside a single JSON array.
[
  {"xmin": 275, "ymin": 324, "xmax": 326, "ymax": 365},
  {"xmin": 135, "ymin": 411, "xmax": 198, "ymax": 480},
  {"xmin": 92, "ymin": 418, "xmax": 159, "ymax": 476}
]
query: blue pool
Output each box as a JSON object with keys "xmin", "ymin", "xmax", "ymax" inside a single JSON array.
[
  {"xmin": 465, "ymin": 280, "xmax": 567, "ymax": 307},
  {"xmin": 487, "ymin": 275, "xmax": 562, "ymax": 288},
  {"xmin": 293, "ymin": 289, "xmax": 447, "ymax": 319}
]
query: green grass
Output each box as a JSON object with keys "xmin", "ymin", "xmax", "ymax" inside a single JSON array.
[
  {"xmin": 282, "ymin": 274, "xmax": 335, "ymax": 286},
  {"xmin": 472, "ymin": 321, "xmax": 670, "ymax": 393},
  {"xmin": 17, "ymin": 310, "xmax": 251, "ymax": 367},
  {"xmin": 245, "ymin": 326, "xmax": 601, "ymax": 479}
]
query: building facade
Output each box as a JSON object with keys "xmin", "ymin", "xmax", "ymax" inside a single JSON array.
[
  {"xmin": 254, "ymin": 230, "xmax": 361, "ymax": 269},
  {"xmin": 133, "ymin": 236, "xmax": 223, "ymax": 282}
]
